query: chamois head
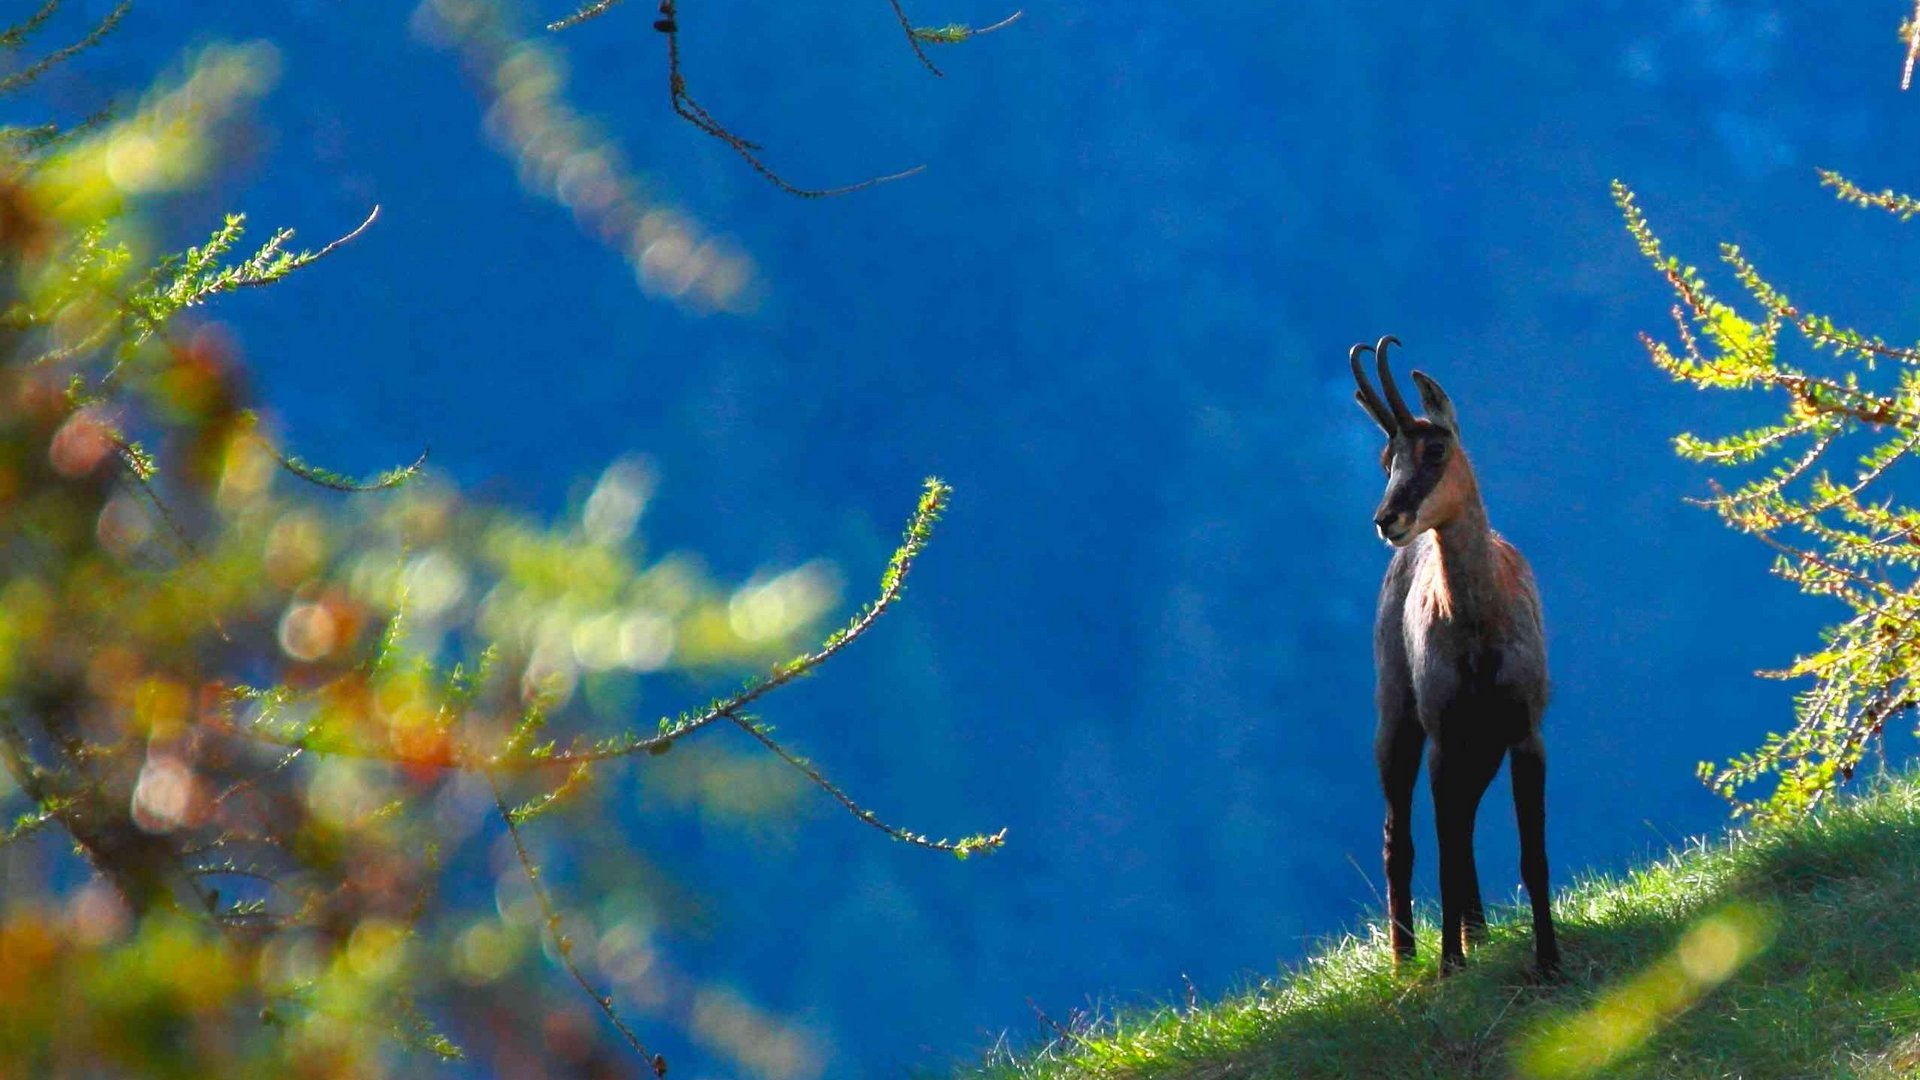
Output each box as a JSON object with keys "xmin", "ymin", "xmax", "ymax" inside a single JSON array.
[{"xmin": 1351, "ymin": 335, "xmax": 1467, "ymax": 547}]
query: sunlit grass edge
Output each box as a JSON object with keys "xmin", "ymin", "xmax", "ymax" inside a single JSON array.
[{"xmin": 957, "ymin": 773, "xmax": 1920, "ymax": 1080}]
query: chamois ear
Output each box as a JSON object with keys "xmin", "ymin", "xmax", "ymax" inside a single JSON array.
[{"xmin": 1409, "ymin": 370, "xmax": 1458, "ymax": 436}]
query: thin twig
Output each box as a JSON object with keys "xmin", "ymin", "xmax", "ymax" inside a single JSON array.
[
  {"xmin": 725, "ymin": 710, "xmax": 1004, "ymax": 854},
  {"xmin": 1774, "ymin": 432, "xmax": 1920, "ymax": 529},
  {"xmin": 0, "ymin": 1, "xmax": 61, "ymax": 50},
  {"xmin": 969, "ymin": 10, "xmax": 1024, "ymax": 35},
  {"xmin": 1748, "ymin": 525, "xmax": 1896, "ymax": 600},
  {"xmin": 211, "ymin": 748, "xmax": 303, "ymax": 807},
  {"xmin": 228, "ymin": 204, "xmax": 381, "ymax": 290},
  {"xmin": 659, "ymin": 1, "xmax": 924, "ymax": 198},
  {"xmin": 257, "ymin": 438, "xmax": 429, "ymax": 493},
  {"xmin": 888, "ymin": 0, "xmax": 944, "ymax": 76},
  {"xmin": 1686, "ymin": 430, "xmax": 1838, "ymax": 510},
  {"xmin": 488, "ymin": 769, "xmax": 667, "ymax": 1078}
]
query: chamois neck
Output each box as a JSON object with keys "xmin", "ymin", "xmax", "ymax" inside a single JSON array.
[{"xmin": 1429, "ymin": 456, "xmax": 1500, "ymax": 625}]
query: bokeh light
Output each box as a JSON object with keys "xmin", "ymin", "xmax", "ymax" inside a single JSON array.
[
  {"xmin": 1517, "ymin": 902, "xmax": 1778, "ymax": 1078},
  {"xmin": 414, "ymin": 0, "xmax": 755, "ymax": 312}
]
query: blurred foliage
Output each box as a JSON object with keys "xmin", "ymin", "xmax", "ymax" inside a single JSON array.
[
  {"xmin": 1617, "ymin": 174, "xmax": 1920, "ymax": 826},
  {"xmin": 420, "ymin": 0, "xmax": 1012, "ymax": 304},
  {"xmin": 416, "ymin": 0, "xmax": 758, "ymax": 313},
  {"xmin": 0, "ymin": 5, "xmax": 997, "ymax": 1077},
  {"xmin": 1900, "ymin": 0, "xmax": 1920, "ymax": 91}
]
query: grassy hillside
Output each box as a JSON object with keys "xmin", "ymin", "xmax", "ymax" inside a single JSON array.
[{"xmin": 962, "ymin": 777, "xmax": 1920, "ymax": 1079}]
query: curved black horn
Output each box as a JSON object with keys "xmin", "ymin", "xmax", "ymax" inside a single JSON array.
[
  {"xmin": 1350, "ymin": 342, "xmax": 1394, "ymax": 432},
  {"xmin": 1374, "ymin": 335, "xmax": 1416, "ymax": 428}
]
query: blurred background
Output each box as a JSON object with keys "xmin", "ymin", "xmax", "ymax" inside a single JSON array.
[{"xmin": 26, "ymin": 1, "xmax": 1920, "ymax": 1075}]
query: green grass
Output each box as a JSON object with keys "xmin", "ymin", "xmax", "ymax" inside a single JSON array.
[{"xmin": 960, "ymin": 776, "xmax": 1920, "ymax": 1079}]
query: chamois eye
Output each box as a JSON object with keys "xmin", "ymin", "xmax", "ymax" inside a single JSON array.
[{"xmin": 1423, "ymin": 443, "xmax": 1446, "ymax": 462}]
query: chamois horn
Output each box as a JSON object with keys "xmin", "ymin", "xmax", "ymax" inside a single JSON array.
[
  {"xmin": 1374, "ymin": 335, "xmax": 1416, "ymax": 429},
  {"xmin": 1351, "ymin": 342, "xmax": 1395, "ymax": 433}
]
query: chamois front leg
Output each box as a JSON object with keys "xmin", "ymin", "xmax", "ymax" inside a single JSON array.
[
  {"xmin": 1511, "ymin": 737, "xmax": 1561, "ymax": 977},
  {"xmin": 1429, "ymin": 739, "xmax": 1501, "ymax": 974},
  {"xmin": 1428, "ymin": 744, "xmax": 1472, "ymax": 974},
  {"xmin": 1462, "ymin": 863, "xmax": 1488, "ymax": 948},
  {"xmin": 1376, "ymin": 718, "xmax": 1424, "ymax": 965}
]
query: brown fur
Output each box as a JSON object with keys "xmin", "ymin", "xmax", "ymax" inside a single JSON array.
[{"xmin": 1354, "ymin": 345, "xmax": 1559, "ymax": 978}]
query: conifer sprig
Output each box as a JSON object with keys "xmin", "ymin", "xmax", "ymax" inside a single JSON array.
[
  {"xmin": 130, "ymin": 207, "xmax": 380, "ymax": 334},
  {"xmin": 544, "ymin": 0, "xmax": 623, "ymax": 32},
  {"xmin": 727, "ymin": 710, "xmax": 1008, "ymax": 857},
  {"xmin": 257, "ymin": 437, "xmax": 429, "ymax": 493},
  {"xmin": 1, "ymin": 801, "xmax": 65, "ymax": 846},
  {"xmin": 1618, "ymin": 176, "xmax": 1920, "ymax": 824},
  {"xmin": 1823, "ymin": 167, "xmax": 1920, "ymax": 221},
  {"xmin": 910, "ymin": 10, "xmax": 1024, "ymax": 46},
  {"xmin": 0, "ymin": 0, "xmax": 130, "ymax": 98},
  {"xmin": 0, "ymin": 1, "xmax": 61, "ymax": 50},
  {"xmin": 502, "ymin": 476, "xmax": 955, "ymax": 766}
]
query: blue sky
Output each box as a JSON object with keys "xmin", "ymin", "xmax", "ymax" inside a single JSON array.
[{"xmin": 52, "ymin": 0, "xmax": 1920, "ymax": 1075}]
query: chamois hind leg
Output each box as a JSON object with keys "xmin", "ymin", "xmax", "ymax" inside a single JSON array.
[
  {"xmin": 1376, "ymin": 718, "xmax": 1425, "ymax": 965},
  {"xmin": 1511, "ymin": 736, "xmax": 1561, "ymax": 977}
]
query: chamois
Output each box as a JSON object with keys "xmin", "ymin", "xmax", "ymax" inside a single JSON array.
[{"xmin": 1351, "ymin": 335, "xmax": 1559, "ymax": 977}]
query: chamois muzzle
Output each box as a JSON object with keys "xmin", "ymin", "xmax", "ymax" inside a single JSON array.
[{"xmin": 1374, "ymin": 507, "xmax": 1413, "ymax": 546}]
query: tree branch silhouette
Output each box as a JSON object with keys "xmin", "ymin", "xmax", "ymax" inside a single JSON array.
[{"xmin": 546, "ymin": 0, "xmax": 1016, "ymax": 196}]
